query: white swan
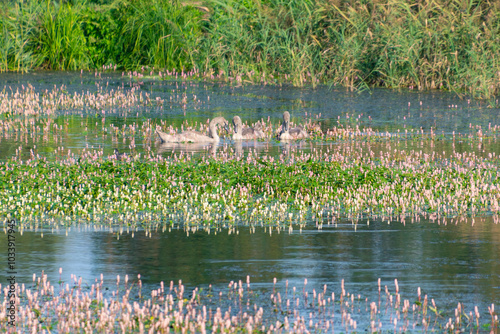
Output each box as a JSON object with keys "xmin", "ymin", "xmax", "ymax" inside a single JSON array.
[
  {"xmin": 232, "ymin": 116, "xmax": 265, "ymax": 140},
  {"xmin": 279, "ymin": 111, "xmax": 308, "ymax": 140},
  {"xmin": 156, "ymin": 117, "xmax": 229, "ymax": 143}
]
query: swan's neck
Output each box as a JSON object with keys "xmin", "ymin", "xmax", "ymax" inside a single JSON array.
[
  {"xmin": 209, "ymin": 124, "xmax": 219, "ymax": 140},
  {"xmin": 233, "ymin": 131, "xmax": 242, "ymax": 140},
  {"xmin": 280, "ymin": 121, "xmax": 288, "ymax": 134}
]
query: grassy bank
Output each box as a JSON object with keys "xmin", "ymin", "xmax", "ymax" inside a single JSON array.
[
  {"xmin": 1, "ymin": 0, "xmax": 499, "ymax": 98},
  {"xmin": 1, "ymin": 146, "xmax": 499, "ymax": 228}
]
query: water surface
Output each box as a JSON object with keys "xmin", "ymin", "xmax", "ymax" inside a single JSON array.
[{"xmin": 1, "ymin": 71, "xmax": 499, "ymax": 161}]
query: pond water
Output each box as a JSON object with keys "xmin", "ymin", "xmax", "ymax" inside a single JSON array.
[{"xmin": 1, "ymin": 72, "xmax": 499, "ymax": 330}]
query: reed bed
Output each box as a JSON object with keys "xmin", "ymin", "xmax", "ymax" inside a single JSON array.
[
  {"xmin": 1, "ymin": 0, "xmax": 500, "ymax": 99},
  {"xmin": 0, "ymin": 272, "xmax": 498, "ymax": 332},
  {"xmin": 1, "ymin": 138, "xmax": 499, "ymax": 229}
]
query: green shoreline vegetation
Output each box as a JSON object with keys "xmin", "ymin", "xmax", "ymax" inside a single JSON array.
[{"xmin": 1, "ymin": 0, "xmax": 500, "ymax": 99}]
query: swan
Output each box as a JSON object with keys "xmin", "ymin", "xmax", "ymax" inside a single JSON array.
[
  {"xmin": 279, "ymin": 111, "xmax": 308, "ymax": 140},
  {"xmin": 156, "ymin": 117, "xmax": 229, "ymax": 143},
  {"xmin": 113, "ymin": 149, "xmax": 128, "ymax": 161},
  {"xmin": 232, "ymin": 116, "xmax": 265, "ymax": 140}
]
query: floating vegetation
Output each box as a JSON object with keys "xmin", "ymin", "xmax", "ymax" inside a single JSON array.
[
  {"xmin": 0, "ymin": 82, "xmax": 158, "ymax": 117},
  {"xmin": 0, "ymin": 272, "xmax": 498, "ymax": 332},
  {"xmin": 0, "ymin": 140, "xmax": 499, "ymax": 229}
]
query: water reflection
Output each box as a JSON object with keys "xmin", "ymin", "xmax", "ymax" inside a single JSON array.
[
  {"xmin": 279, "ymin": 140, "xmax": 310, "ymax": 157},
  {"xmin": 231, "ymin": 140, "xmax": 269, "ymax": 157},
  {"xmin": 1, "ymin": 217, "xmax": 498, "ymax": 312},
  {"xmin": 156, "ymin": 142, "xmax": 219, "ymax": 156},
  {"xmin": 153, "ymin": 140, "xmax": 273, "ymax": 158}
]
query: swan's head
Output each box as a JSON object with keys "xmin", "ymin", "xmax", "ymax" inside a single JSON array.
[
  {"xmin": 232, "ymin": 116, "xmax": 242, "ymax": 134},
  {"xmin": 210, "ymin": 117, "xmax": 230, "ymax": 134}
]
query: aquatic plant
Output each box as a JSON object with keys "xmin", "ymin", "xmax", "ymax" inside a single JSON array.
[
  {"xmin": 0, "ymin": 140, "xmax": 499, "ymax": 229},
  {"xmin": 0, "ymin": 83, "xmax": 155, "ymax": 117},
  {"xmin": 0, "ymin": 272, "xmax": 497, "ymax": 332}
]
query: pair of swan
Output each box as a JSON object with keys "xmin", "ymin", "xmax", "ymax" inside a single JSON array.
[
  {"xmin": 232, "ymin": 112, "xmax": 308, "ymax": 140},
  {"xmin": 155, "ymin": 112, "xmax": 308, "ymax": 143},
  {"xmin": 156, "ymin": 117, "xmax": 229, "ymax": 143}
]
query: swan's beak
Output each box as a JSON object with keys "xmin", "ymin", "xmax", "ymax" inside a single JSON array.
[
  {"xmin": 284, "ymin": 120, "xmax": 289, "ymax": 132},
  {"xmin": 224, "ymin": 122, "xmax": 230, "ymax": 134}
]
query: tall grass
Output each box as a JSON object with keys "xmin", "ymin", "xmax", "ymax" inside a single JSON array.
[
  {"xmin": 365, "ymin": 0, "xmax": 500, "ymax": 99},
  {"xmin": 0, "ymin": 0, "xmax": 499, "ymax": 99},
  {"xmin": 35, "ymin": 1, "xmax": 90, "ymax": 70},
  {"xmin": 199, "ymin": 0, "xmax": 326, "ymax": 85},
  {"xmin": 0, "ymin": 1, "xmax": 45, "ymax": 71}
]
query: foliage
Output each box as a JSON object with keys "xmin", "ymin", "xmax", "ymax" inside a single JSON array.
[
  {"xmin": 1, "ymin": 0, "xmax": 500, "ymax": 98},
  {"xmin": 34, "ymin": 0, "xmax": 90, "ymax": 70},
  {"xmin": 112, "ymin": 0, "xmax": 202, "ymax": 69}
]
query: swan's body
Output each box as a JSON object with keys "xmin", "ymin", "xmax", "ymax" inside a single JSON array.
[
  {"xmin": 279, "ymin": 111, "xmax": 308, "ymax": 140},
  {"xmin": 232, "ymin": 116, "xmax": 265, "ymax": 140},
  {"xmin": 156, "ymin": 117, "xmax": 228, "ymax": 143}
]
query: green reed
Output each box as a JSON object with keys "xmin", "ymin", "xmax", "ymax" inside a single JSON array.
[
  {"xmin": 1, "ymin": 0, "xmax": 500, "ymax": 99},
  {"xmin": 198, "ymin": 0, "xmax": 323, "ymax": 85},
  {"xmin": 0, "ymin": 0, "xmax": 45, "ymax": 71},
  {"xmin": 35, "ymin": 0, "xmax": 90, "ymax": 70}
]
